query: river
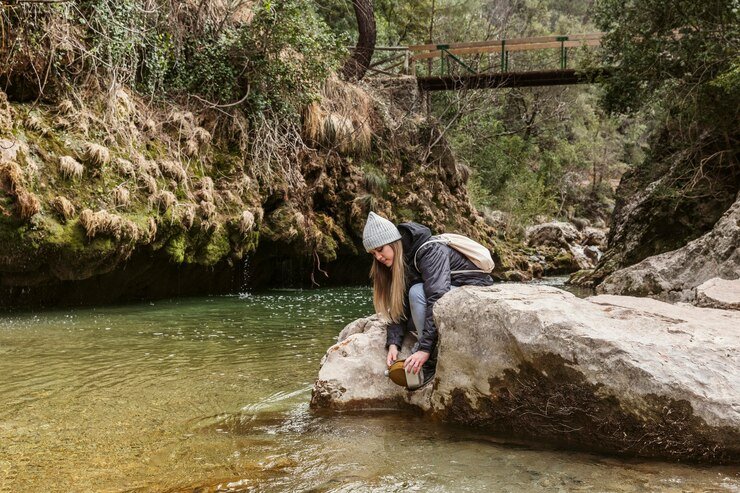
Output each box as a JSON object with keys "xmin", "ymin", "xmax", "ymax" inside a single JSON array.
[{"xmin": 0, "ymin": 285, "xmax": 737, "ymax": 492}]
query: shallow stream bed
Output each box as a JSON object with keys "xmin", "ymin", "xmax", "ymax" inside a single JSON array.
[{"xmin": 0, "ymin": 286, "xmax": 737, "ymax": 492}]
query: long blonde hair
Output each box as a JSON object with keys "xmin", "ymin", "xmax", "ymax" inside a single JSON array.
[{"xmin": 370, "ymin": 239, "xmax": 406, "ymax": 323}]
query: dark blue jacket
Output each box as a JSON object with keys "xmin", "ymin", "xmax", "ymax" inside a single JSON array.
[{"xmin": 386, "ymin": 222, "xmax": 494, "ymax": 352}]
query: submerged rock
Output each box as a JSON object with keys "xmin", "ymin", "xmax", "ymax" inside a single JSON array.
[
  {"xmin": 597, "ymin": 195, "xmax": 740, "ymax": 303},
  {"xmin": 312, "ymin": 285, "xmax": 740, "ymax": 463}
]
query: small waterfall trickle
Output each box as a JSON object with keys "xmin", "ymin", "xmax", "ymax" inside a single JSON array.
[{"xmin": 239, "ymin": 254, "xmax": 251, "ymax": 297}]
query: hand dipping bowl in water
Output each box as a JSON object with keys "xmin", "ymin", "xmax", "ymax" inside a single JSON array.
[{"xmin": 385, "ymin": 359, "xmax": 424, "ymax": 390}]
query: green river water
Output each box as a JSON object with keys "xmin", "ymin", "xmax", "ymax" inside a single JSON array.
[{"xmin": 0, "ymin": 284, "xmax": 737, "ymax": 492}]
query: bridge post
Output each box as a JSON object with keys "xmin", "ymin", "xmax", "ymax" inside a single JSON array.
[
  {"xmin": 500, "ymin": 39, "xmax": 507, "ymax": 72},
  {"xmin": 557, "ymin": 35, "xmax": 569, "ymax": 69}
]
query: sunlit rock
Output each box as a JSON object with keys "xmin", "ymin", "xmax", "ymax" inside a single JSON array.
[{"xmin": 312, "ymin": 284, "xmax": 740, "ymax": 463}]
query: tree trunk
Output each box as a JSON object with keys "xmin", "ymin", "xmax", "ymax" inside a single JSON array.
[{"xmin": 341, "ymin": 0, "xmax": 376, "ymax": 81}]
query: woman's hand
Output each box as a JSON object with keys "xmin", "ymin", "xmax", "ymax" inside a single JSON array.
[
  {"xmin": 403, "ymin": 350, "xmax": 430, "ymax": 375},
  {"xmin": 386, "ymin": 345, "xmax": 399, "ymax": 367}
]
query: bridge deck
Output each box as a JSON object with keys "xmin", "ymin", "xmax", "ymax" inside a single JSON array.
[{"xmin": 416, "ymin": 69, "xmax": 609, "ymax": 91}]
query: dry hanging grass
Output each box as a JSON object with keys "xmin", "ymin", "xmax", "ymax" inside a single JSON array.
[
  {"xmin": 0, "ymin": 91, "xmax": 12, "ymax": 132},
  {"xmin": 53, "ymin": 116, "xmax": 72, "ymax": 130},
  {"xmin": 235, "ymin": 210, "xmax": 255, "ymax": 236},
  {"xmin": 0, "ymin": 161, "xmax": 24, "ymax": 193},
  {"xmin": 143, "ymin": 118, "xmax": 157, "ymax": 134},
  {"xmin": 79, "ymin": 209, "xmax": 139, "ymax": 241},
  {"xmin": 198, "ymin": 176, "xmax": 214, "ymax": 192},
  {"xmin": 24, "ymin": 113, "xmax": 46, "ymax": 134},
  {"xmin": 79, "ymin": 209, "xmax": 104, "ymax": 238},
  {"xmin": 144, "ymin": 217, "xmax": 157, "ymax": 243},
  {"xmin": 323, "ymin": 113, "xmax": 354, "ymax": 153},
  {"xmin": 158, "ymin": 160, "xmax": 187, "ymax": 183},
  {"xmin": 195, "ymin": 176, "xmax": 214, "ymax": 202},
  {"xmin": 132, "ymin": 153, "xmax": 159, "ymax": 175},
  {"xmin": 302, "ymin": 102, "xmax": 325, "ymax": 145},
  {"xmin": 57, "ymin": 99, "xmax": 75, "ymax": 115},
  {"xmin": 183, "ymin": 126, "xmax": 211, "ymax": 157},
  {"xmin": 199, "ymin": 200, "xmax": 216, "ymax": 220},
  {"xmin": 59, "ymin": 156, "xmax": 84, "ymax": 180},
  {"xmin": 167, "ymin": 111, "xmax": 195, "ymax": 138},
  {"xmin": 110, "ymin": 87, "xmax": 135, "ymax": 119},
  {"xmin": 183, "ymin": 139, "xmax": 199, "ymax": 157},
  {"xmin": 113, "ymin": 187, "xmax": 130, "ymax": 207},
  {"xmin": 115, "ymin": 158, "xmax": 135, "ymax": 178},
  {"xmin": 83, "ymin": 142, "xmax": 111, "ymax": 167},
  {"xmin": 152, "ymin": 190, "xmax": 177, "ymax": 213},
  {"xmin": 219, "ymin": 189, "xmax": 244, "ymax": 208},
  {"xmin": 191, "ymin": 127, "xmax": 211, "ymax": 146},
  {"xmin": 1, "ymin": 161, "xmax": 40, "ymax": 220},
  {"xmin": 52, "ymin": 196, "xmax": 76, "ymax": 221},
  {"xmin": 178, "ymin": 203, "xmax": 196, "ymax": 229},
  {"xmin": 16, "ymin": 190, "xmax": 41, "ymax": 219},
  {"xmin": 302, "ymin": 75, "xmax": 373, "ymax": 155},
  {"xmin": 138, "ymin": 173, "xmax": 158, "ymax": 195}
]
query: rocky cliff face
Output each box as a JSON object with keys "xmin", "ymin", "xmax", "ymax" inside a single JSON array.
[
  {"xmin": 597, "ymin": 194, "xmax": 740, "ymax": 303},
  {"xmin": 585, "ymin": 152, "xmax": 739, "ymax": 286},
  {"xmin": 312, "ymin": 285, "xmax": 740, "ymax": 463},
  {"xmin": 0, "ymin": 77, "xmax": 531, "ymax": 306}
]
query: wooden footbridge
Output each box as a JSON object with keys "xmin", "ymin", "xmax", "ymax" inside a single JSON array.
[{"xmin": 366, "ymin": 33, "xmax": 608, "ymax": 91}]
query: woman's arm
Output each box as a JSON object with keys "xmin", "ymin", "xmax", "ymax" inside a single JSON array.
[{"xmin": 385, "ymin": 321, "xmax": 405, "ymax": 350}]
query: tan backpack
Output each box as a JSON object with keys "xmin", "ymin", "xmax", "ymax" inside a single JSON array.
[{"xmin": 414, "ymin": 233, "xmax": 495, "ymax": 274}]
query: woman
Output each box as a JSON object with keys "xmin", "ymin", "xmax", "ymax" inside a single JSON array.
[{"xmin": 363, "ymin": 212, "xmax": 494, "ymax": 384}]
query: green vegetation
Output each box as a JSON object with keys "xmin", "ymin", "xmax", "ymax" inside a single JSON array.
[
  {"xmin": 595, "ymin": 0, "xmax": 738, "ymax": 195},
  {"xmin": 414, "ymin": 0, "xmax": 645, "ymax": 226},
  {"xmin": 1, "ymin": 0, "xmax": 734, "ymax": 293},
  {"xmin": 4, "ymin": 0, "xmax": 343, "ymax": 111}
]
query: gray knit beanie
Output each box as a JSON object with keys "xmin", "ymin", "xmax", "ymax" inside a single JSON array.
[{"xmin": 363, "ymin": 212, "xmax": 401, "ymax": 251}]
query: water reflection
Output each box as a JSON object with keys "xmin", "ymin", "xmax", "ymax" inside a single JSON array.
[{"xmin": 0, "ymin": 286, "xmax": 736, "ymax": 492}]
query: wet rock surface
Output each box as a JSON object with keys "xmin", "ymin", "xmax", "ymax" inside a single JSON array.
[
  {"xmin": 312, "ymin": 284, "xmax": 740, "ymax": 463},
  {"xmin": 310, "ymin": 315, "xmax": 432, "ymax": 411},
  {"xmin": 597, "ymin": 195, "xmax": 740, "ymax": 303}
]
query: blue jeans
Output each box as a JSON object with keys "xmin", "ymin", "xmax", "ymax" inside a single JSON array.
[
  {"xmin": 408, "ymin": 283, "xmax": 455, "ymax": 352},
  {"xmin": 408, "ymin": 283, "xmax": 427, "ymax": 338}
]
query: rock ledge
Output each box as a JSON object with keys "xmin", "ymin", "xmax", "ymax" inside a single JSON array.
[{"xmin": 312, "ymin": 285, "xmax": 740, "ymax": 463}]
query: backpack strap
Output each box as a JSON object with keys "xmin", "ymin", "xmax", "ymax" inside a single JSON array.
[{"xmin": 413, "ymin": 239, "xmax": 487, "ymax": 275}]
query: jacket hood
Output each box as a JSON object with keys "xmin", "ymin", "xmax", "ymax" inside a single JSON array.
[{"xmin": 398, "ymin": 222, "xmax": 432, "ymax": 261}]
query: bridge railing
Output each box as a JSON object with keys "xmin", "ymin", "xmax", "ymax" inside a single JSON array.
[{"xmin": 363, "ymin": 33, "xmax": 604, "ymax": 79}]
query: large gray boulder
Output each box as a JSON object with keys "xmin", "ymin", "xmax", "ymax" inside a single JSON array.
[
  {"xmin": 597, "ymin": 196, "xmax": 740, "ymax": 303},
  {"xmin": 311, "ymin": 315, "xmax": 433, "ymax": 411},
  {"xmin": 525, "ymin": 221, "xmax": 607, "ymax": 271},
  {"xmin": 311, "ymin": 285, "xmax": 740, "ymax": 463},
  {"xmin": 526, "ymin": 221, "xmax": 582, "ymax": 248}
]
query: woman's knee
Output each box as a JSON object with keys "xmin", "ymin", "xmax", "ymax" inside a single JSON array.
[{"xmin": 409, "ymin": 283, "xmax": 426, "ymax": 306}]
